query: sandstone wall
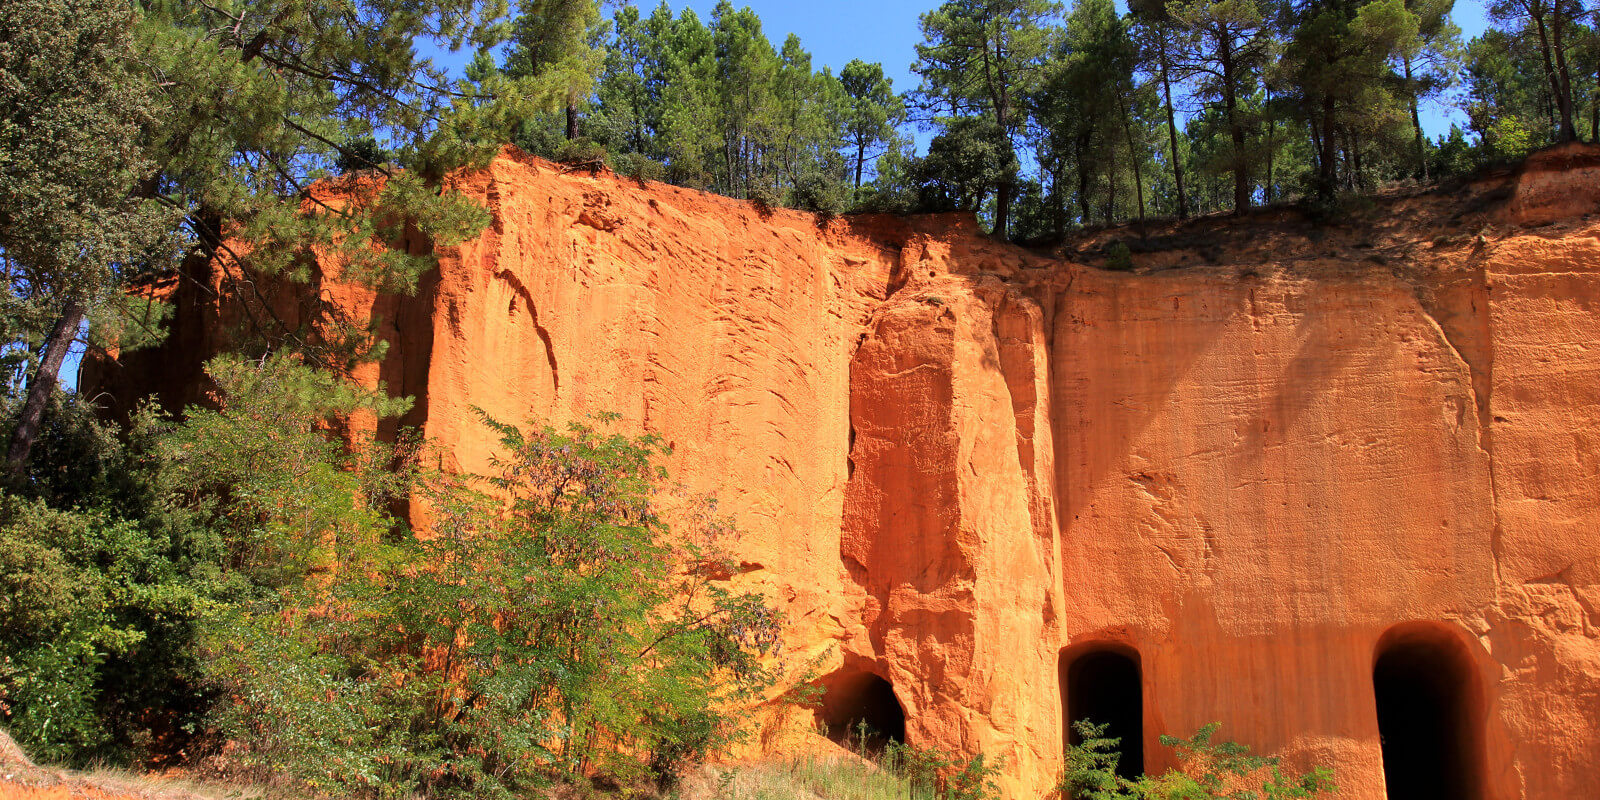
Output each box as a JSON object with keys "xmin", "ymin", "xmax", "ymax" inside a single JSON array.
[{"xmin": 88, "ymin": 148, "xmax": 1600, "ymax": 799}]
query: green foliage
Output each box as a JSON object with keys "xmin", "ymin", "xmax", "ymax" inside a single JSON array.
[
  {"xmin": 913, "ymin": 0, "xmax": 1061, "ymax": 237},
  {"xmin": 0, "ymin": 398, "xmax": 218, "ymax": 766},
  {"xmin": 1, "ymin": 345, "xmax": 779, "ymax": 797},
  {"xmin": 504, "ymin": 0, "xmax": 605, "ymax": 108},
  {"xmin": 336, "ymin": 136, "xmax": 395, "ymax": 175},
  {"xmin": 827, "ymin": 721, "xmax": 1001, "ymax": 800},
  {"xmin": 541, "ymin": 2, "xmax": 854, "ymax": 210},
  {"xmin": 728, "ymin": 750, "xmax": 995, "ymax": 800},
  {"xmin": 0, "ymin": 0, "xmax": 176, "ymax": 308},
  {"xmin": 852, "ymin": 136, "xmax": 923, "ymax": 214},
  {"xmin": 1059, "ymin": 721, "xmax": 1336, "ymax": 800},
  {"xmin": 0, "ymin": 0, "xmax": 181, "ymax": 471},
  {"xmin": 554, "ymin": 136, "xmax": 609, "ymax": 165},
  {"xmin": 176, "ymin": 356, "xmax": 779, "ymax": 796},
  {"xmin": 124, "ymin": 0, "xmax": 577, "ymax": 372},
  {"xmin": 916, "ymin": 116, "xmax": 1021, "ymax": 214},
  {"xmin": 790, "ymin": 153, "xmax": 852, "ymax": 216},
  {"xmin": 612, "ymin": 151, "xmax": 668, "ymax": 184},
  {"xmin": 882, "ymin": 742, "xmax": 999, "ymax": 800},
  {"xmin": 840, "ymin": 59, "xmax": 907, "ymax": 192},
  {"xmin": 1105, "ymin": 242, "xmax": 1134, "ymax": 270},
  {"xmin": 1280, "ymin": 0, "xmax": 1423, "ymax": 200}
]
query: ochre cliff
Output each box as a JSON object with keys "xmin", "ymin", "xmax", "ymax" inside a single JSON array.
[{"xmin": 86, "ymin": 145, "xmax": 1600, "ymax": 799}]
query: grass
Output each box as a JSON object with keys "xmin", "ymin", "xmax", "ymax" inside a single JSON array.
[
  {"xmin": 675, "ymin": 755, "xmax": 944, "ymax": 800},
  {"xmin": 2, "ymin": 725, "xmax": 974, "ymax": 800},
  {"xmin": 0, "ymin": 730, "xmax": 292, "ymax": 800}
]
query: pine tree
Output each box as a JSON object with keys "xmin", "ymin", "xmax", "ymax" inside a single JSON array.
[
  {"xmin": 1488, "ymin": 0, "xmax": 1586, "ymax": 142},
  {"xmin": 914, "ymin": 0, "xmax": 1063, "ymax": 239},
  {"xmin": 0, "ymin": 0, "xmax": 174, "ymax": 473},
  {"xmin": 1281, "ymin": 0, "xmax": 1420, "ymax": 200},
  {"xmin": 1167, "ymin": 0, "xmax": 1274, "ymax": 212},
  {"xmin": 1130, "ymin": 0, "xmax": 1193, "ymax": 217},
  {"xmin": 1035, "ymin": 0, "xmax": 1142, "ymax": 226},
  {"xmin": 1399, "ymin": 0, "xmax": 1463, "ymax": 177},
  {"xmin": 590, "ymin": 5, "xmax": 654, "ymax": 155},
  {"xmin": 652, "ymin": 7, "xmax": 722, "ymax": 187},
  {"xmin": 504, "ymin": 0, "xmax": 605, "ymax": 140},
  {"xmin": 1464, "ymin": 25, "xmax": 1554, "ymax": 152},
  {"xmin": 840, "ymin": 60, "xmax": 907, "ymax": 194}
]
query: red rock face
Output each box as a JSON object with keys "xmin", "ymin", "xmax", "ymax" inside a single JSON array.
[{"xmin": 87, "ymin": 148, "xmax": 1600, "ymax": 799}]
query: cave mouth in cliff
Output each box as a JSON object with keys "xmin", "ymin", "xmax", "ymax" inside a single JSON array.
[
  {"xmin": 1373, "ymin": 623, "xmax": 1487, "ymax": 800},
  {"xmin": 1061, "ymin": 645, "xmax": 1144, "ymax": 780},
  {"xmin": 816, "ymin": 671, "xmax": 907, "ymax": 750}
]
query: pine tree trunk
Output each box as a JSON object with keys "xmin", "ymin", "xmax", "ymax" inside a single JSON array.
[
  {"xmin": 1105, "ymin": 137, "xmax": 1117, "ymax": 224},
  {"xmin": 1551, "ymin": 16, "xmax": 1577, "ymax": 141},
  {"xmin": 1531, "ymin": 13, "xmax": 1574, "ymax": 141},
  {"xmin": 1219, "ymin": 36, "xmax": 1250, "ymax": 212},
  {"xmin": 992, "ymin": 104, "xmax": 1014, "ymax": 240},
  {"xmin": 994, "ymin": 178, "xmax": 1013, "ymax": 240},
  {"xmin": 1159, "ymin": 35, "xmax": 1188, "ymax": 219},
  {"xmin": 1317, "ymin": 101, "xmax": 1339, "ymax": 201},
  {"xmin": 1051, "ymin": 166, "xmax": 1066, "ymax": 240},
  {"xmin": 1119, "ymin": 92, "xmax": 1145, "ymax": 225},
  {"xmin": 565, "ymin": 98, "xmax": 579, "ymax": 141},
  {"xmin": 1592, "ymin": 62, "xmax": 1599, "ymax": 141},
  {"xmin": 1264, "ymin": 85, "xmax": 1276, "ymax": 204},
  {"xmin": 1076, "ymin": 133, "xmax": 1093, "ymax": 224},
  {"xmin": 1352, "ymin": 131, "xmax": 1366, "ymax": 192},
  {"xmin": 7, "ymin": 303, "xmax": 84, "ymax": 476},
  {"xmin": 1406, "ymin": 58, "xmax": 1429, "ymax": 179},
  {"xmin": 854, "ymin": 138, "xmax": 867, "ymax": 190}
]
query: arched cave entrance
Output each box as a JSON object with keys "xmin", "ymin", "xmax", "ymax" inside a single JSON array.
[
  {"xmin": 816, "ymin": 670, "xmax": 907, "ymax": 750},
  {"xmin": 1373, "ymin": 623, "xmax": 1487, "ymax": 800},
  {"xmin": 1060, "ymin": 645, "xmax": 1144, "ymax": 780}
]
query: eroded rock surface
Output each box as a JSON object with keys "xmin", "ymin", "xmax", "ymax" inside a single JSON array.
[{"xmin": 88, "ymin": 145, "xmax": 1600, "ymax": 799}]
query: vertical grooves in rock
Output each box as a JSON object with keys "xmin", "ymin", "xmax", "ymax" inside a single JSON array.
[{"xmin": 1414, "ymin": 260, "xmax": 1504, "ymax": 590}]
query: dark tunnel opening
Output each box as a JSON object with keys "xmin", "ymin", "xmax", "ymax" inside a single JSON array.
[
  {"xmin": 817, "ymin": 670, "xmax": 907, "ymax": 751},
  {"xmin": 1373, "ymin": 625, "xmax": 1486, "ymax": 800},
  {"xmin": 1061, "ymin": 646, "xmax": 1144, "ymax": 781}
]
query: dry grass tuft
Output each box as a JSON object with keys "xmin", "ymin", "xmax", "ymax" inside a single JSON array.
[{"xmin": 674, "ymin": 755, "xmax": 936, "ymax": 800}]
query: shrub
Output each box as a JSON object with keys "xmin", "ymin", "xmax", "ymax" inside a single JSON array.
[
  {"xmin": 829, "ymin": 720, "xmax": 1000, "ymax": 800},
  {"xmin": 748, "ymin": 182, "xmax": 782, "ymax": 215},
  {"xmin": 0, "ymin": 395, "xmax": 218, "ymax": 767},
  {"xmin": 3, "ymin": 354, "xmax": 780, "ymax": 793},
  {"xmin": 189, "ymin": 356, "xmax": 780, "ymax": 796},
  {"xmin": 553, "ymin": 137, "xmax": 608, "ymax": 166},
  {"xmin": 1104, "ymin": 242, "xmax": 1133, "ymax": 271},
  {"xmin": 611, "ymin": 151, "xmax": 666, "ymax": 184},
  {"xmin": 789, "ymin": 170, "xmax": 848, "ymax": 218},
  {"xmin": 0, "ymin": 494, "xmax": 216, "ymax": 766},
  {"xmin": 1059, "ymin": 721, "xmax": 1335, "ymax": 800}
]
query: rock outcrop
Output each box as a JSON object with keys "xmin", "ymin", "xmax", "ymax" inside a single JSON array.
[{"xmin": 86, "ymin": 145, "xmax": 1600, "ymax": 799}]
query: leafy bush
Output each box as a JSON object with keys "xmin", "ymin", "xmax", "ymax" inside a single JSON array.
[
  {"xmin": 184, "ymin": 355, "xmax": 780, "ymax": 796},
  {"xmin": 3, "ymin": 352, "xmax": 778, "ymax": 797},
  {"xmin": 748, "ymin": 181, "xmax": 783, "ymax": 215},
  {"xmin": 1060, "ymin": 721, "xmax": 1335, "ymax": 800},
  {"xmin": 1104, "ymin": 242, "xmax": 1133, "ymax": 271},
  {"xmin": 0, "ymin": 395, "xmax": 219, "ymax": 767},
  {"xmin": 790, "ymin": 169, "xmax": 849, "ymax": 218},
  {"xmin": 611, "ymin": 151, "xmax": 666, "ymax": 183},
  {"xmin": 0, "ymin": 494, "xmax": 215, "ymax": 766},
  {"xmin": 554, "ymin": 136, "xmax": 608, "ymax": 166}
]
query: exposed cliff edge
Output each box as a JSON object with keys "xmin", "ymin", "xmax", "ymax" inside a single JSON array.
[{"xmin": 85, "ymin": 144, "xmax": 1600, "ymax": 800}]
